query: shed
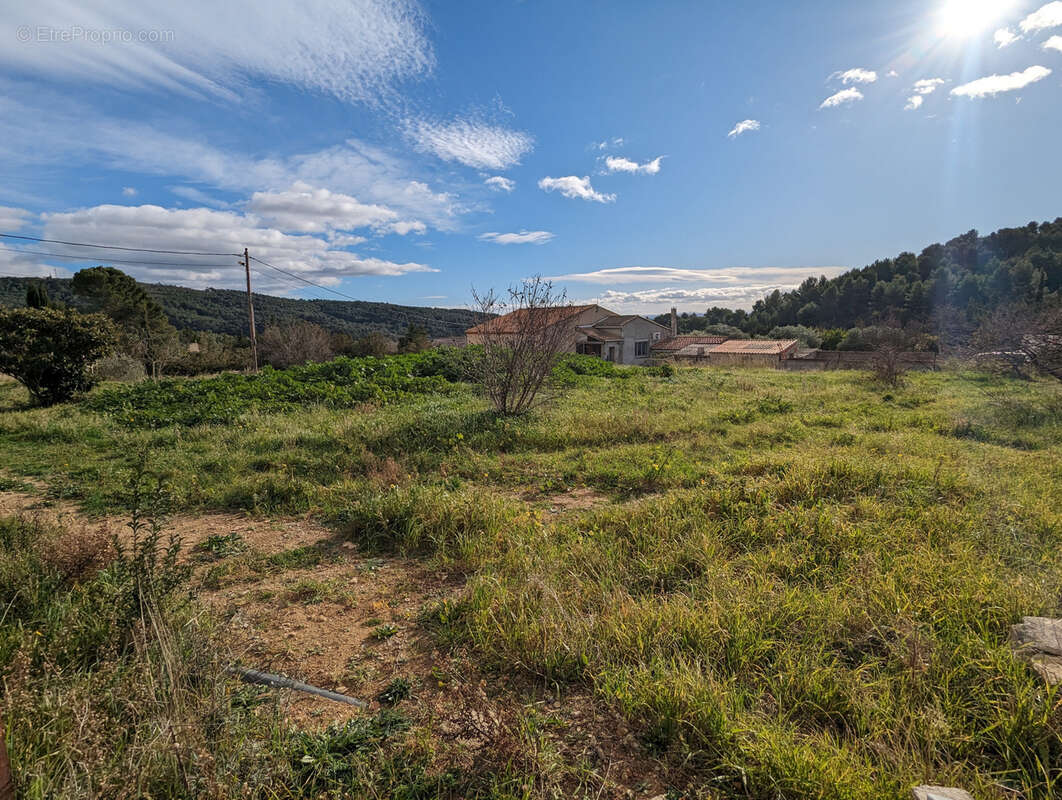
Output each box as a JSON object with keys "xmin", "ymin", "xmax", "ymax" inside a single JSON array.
[{"xmin": 707, "ymin": 339, "xmax": 798, "ymax": 367}]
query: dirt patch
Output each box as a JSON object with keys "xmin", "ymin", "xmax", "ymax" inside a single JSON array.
[
  {"xmin": 533, "ymin": 487, "xmax": 611, "ymax": 514},
  {"xmin": 1, "ymin": 486, "xmax": 669, "ymax": 797},
  {"xmin": 0, "ymin": 489, "xmax": 325, "ymax": 555}
]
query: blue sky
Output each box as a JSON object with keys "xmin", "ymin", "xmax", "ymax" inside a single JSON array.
[{"xmin": 1, "ymin": 0, "xmax": 1060, "ymax": 313}]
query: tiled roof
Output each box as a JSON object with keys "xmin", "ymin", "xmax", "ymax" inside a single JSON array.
[
  {"xmin": 651, "ymin": 335, "xmax": 728, "ymax": 351},
  {"xmin": 466, "ymin": 304, "xmax": 601, "ymax": 334},
  {"xmin": 709, "ymin": 339, "xmax": 798, "ymax": 354}
]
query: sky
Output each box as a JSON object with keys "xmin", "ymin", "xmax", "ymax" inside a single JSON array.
[{"xmin": 0, "ymin": 0, "xmax": 1060, "ymax": 314}]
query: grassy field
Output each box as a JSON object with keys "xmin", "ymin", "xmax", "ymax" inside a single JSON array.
[{"xmin": 2, "ymin": 361, "xmax": 1062, "ymax": 798}]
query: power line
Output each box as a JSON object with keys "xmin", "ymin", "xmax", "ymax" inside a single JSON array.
[
  {"xmin": 0, "ymin": 232, "xmax": 242, "ymax": 257},
  {"xmin": 248, "ymin": 255, "xmax": 363, "ymax": 302},
  {"xmin": 0, "ymin": 246, "xmax": 236, "ymax": 268},
  {"xmin": 248, "ymin": 255, "xmax": 449, "ymax": 328}
]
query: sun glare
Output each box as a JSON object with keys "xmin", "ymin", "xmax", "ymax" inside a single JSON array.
[{"xmin": 937, "ymin": 0, "xmax": 1012, "ymax": 38}]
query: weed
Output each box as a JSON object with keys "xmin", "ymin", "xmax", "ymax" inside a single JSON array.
[
  {"xmin": 378, "ymin": 676, "xmax": 413, "ymax": 705},
  {"xmin": 371, "ymin": 623, "xmax": 400, "ymax": 641}
]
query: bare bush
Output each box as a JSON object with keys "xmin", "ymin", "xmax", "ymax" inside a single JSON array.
[
  {"xmin": 471, "ymin": 276, "xmax": 573, "ymax": 416},
  {"xmin": 259, "ymin": 321, "xmax": 334, "ymax": 369},
  {"xmin": 971, "ymin": 303, "xmax": 1062, "ymax": 381},
  {"xmin": 864, "ymin": 325, "xmax": 911, "ymax": 387}
]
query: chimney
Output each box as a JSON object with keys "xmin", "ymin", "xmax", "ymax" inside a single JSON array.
[{"xmin": 670, "ymin": 307, "xmax": 678, "ymax": 337}]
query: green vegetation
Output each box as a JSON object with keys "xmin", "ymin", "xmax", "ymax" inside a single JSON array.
[
  {"xmin": 0, "ymin": 306, "xmax": 116, "ymax": 405},
  {"xmin": 654, "ymin": 217, "xmax": 1062, "ymax": 335},
  {"xmin": 2, "ymin": 357, "xmax": 1061, "ymax": 797},
  {"xmin": 0, "ymin": 274, "xmax": 478, "ymax": 339}
]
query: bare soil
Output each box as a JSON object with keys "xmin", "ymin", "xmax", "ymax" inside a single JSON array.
[{"xmin": 0, "ymin": 487, "xmax": 668, "ymax": 797}]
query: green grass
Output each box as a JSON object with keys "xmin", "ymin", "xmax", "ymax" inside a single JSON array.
[{"xmin": 2, "ymin": 362, "xmax": 1062, "ymax": 797}]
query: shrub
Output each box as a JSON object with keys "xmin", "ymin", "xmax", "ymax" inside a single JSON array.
[
  {"xmin": 84, "ymin": 352, "xmax": 462, "ymax": 427},
  {"xmin": 819, "ymin": 328, "xmax": 846, "ymax": 350},
  {"xmin": 471, "ymin": 276, "xmax": 574, "ymax": 416},
  {"xmin": 90, "ymin": 353, "xmax": 147, "ymax": 383},
  {"xmin": 259, "ymin": 321, "xmax": 335, "ymax": 368},
  {"xmin": 768, "ymin": 325, "xmax": 822, "ymax": 348},
  {"xmin": 0, "ymin": 307, "xmax": 115, "ymax": 405}
]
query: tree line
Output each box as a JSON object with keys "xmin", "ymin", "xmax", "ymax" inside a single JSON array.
[
  {"xmin": 0, "ymin": 275, "xmax": 476, "ymax": 339},
  {"xmin": 662, "ymin": 219, "xmax": 1062, "ymax": 336}
]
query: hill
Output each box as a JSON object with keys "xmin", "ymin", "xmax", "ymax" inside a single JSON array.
[
  {"xmin": 0, "ymin": 276, "xmax": 477, "ymax": 339},
  {"xmin": 695, "ymin": 218, "xmax": 1062, "ymax": 334}
]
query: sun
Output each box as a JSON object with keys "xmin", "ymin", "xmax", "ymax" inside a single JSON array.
[{"xmin": 936, "ymin": 0, "xmax": 1013, "ymax": 38}]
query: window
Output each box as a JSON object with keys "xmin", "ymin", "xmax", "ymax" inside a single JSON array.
[
  {"xmin": 635, "ymin": 340, "xmax": 649, "ymax": 357},
  {"xmin": 652, "ymin": 332, "xmax": 661, "ymax": 340}
]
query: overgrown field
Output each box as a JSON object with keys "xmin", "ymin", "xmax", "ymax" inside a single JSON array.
[{"xmin": 2, "ymin": 358, "xmax": 1062, "ymax": 798}]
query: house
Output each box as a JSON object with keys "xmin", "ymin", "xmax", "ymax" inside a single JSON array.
[
  {"xmin": 650, "ymin": 335, "xmax": 728, "ymax": 361},
  {"xmin": 706, "ymin": 339, "xmax": 799, "ymax": 367},
  {"xmin": 465, "ymin": 304, "xmax": 669, "ymax": 365},
  {"xmin": 574, "ymin": 315, "xmax": 671, "ymax": 364}
]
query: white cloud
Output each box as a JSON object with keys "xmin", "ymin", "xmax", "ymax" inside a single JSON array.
[
  {"xmin": 592, "ymin": 137, "xmax": 624, "ymax": 150},
  {"xmin": 886, "ymin": 69, "xmax": 899, "ymax": 77},
  {"xmin": 121, "ymin": 186, "xmax": 138, "ymax": 197},
  {"xmin": 547, "ymin": 265, "xmax": 846, "ymax": 285},
  {"xmin": 0, "ymin": 241, "xmax": 72, "ymax": 278},
  {"xmin": 819, "ymin": 87, "xmax": 864, "ymax": 108},
  {"xmin": 478, "ymin": 230, "xmax": 554, "ymax": 245},
  {"xmin": 538, "ymin": 175, "xmax": 615, "ymax": 203},
  {"xmin": 484, "ymin": 175, "xmax": 515, "ymax": 192},
  {"xmin": 1044, "ymin": 34, "xmax": 1062, "ymax": 51},
  {"xmin": 554, "ymin": 265, "xmax": 848, "ymax": 314},
  {"xmin": 994, "ymin": 27, "xmax": 1020, "ymax": 47},
  {"xmin": 407, "ymin": 117, "xmax": 533, "ymax": 170},
  {"xmin": 248, "ymin": 181, "xmax": 398, "ymax": 233},
  {"xmin": 0, "ymin": 0, "xmax": 433, "ymax": 105},
  {"xmin": 170, "ymin": 185, "xmax": 232, "ymax": 208},
  {"xmin": 832, "ymin": 68, "xmax": 878, "ymax": 84},
  {"xmin": 33, "ymin": 203, "xmax": 434, "ymax": 292},
  {"xmin": 385, "ymin": 220, "xmax": 427, "ymax": 235},
  {"xmin": 912, "ymin": 78, "xmax": 946, "ymax": 95},
  {"xmin": 572, "ymin": 286, "xmax": 805, "ymax": 314},
  {"xmin": 905, "ymin": 95, "xmax": 924, "ymax": 110},
  {"xmin": 0, "ymin": 205, "xmax": 31, "ymax": 231},
  {"xmin": 602, "ymin": 155, "xmax": 663, "ymax": 175},
  {"xmin": 727, "ymin": 119, "xmax": 760, "ymax": 138},
  {"xmin": 1020, "ymin": 1, "xmax": 1062, "ymax": 32},
  {"xmin": 951, "ymin": 66, "xmax": 1052, "ymax": 97},
  {"xmin": 0, "ymin": 90, "xmax": 462, "ymax": 230}
]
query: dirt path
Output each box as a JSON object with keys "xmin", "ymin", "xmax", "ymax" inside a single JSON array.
[{"xmin": 1, "ymin": 488, "xmax": 668, "ymax": 797}]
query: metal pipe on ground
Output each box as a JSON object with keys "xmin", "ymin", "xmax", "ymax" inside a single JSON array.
[{"xmin": 227, "ymin": 666, "xmax": 367, "ymax": 708}]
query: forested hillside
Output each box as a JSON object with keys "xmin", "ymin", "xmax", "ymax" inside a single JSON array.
[
  {"xmin": 0, "ymin": 277, "xmax": 477, "ymax": 339},
  {"xmin": 700, "ymin": 218, "xmax": 1062, "ymax": 334}
]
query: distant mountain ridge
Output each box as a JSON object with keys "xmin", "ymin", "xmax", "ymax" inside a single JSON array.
[{"xmin": 0, "ymin": 277, "xmax": 477, "ymax": 339}]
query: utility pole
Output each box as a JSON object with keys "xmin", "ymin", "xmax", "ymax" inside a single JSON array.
[{"xmin": 243, "ymin": 247, "xmax": 258, "ymax": 372}]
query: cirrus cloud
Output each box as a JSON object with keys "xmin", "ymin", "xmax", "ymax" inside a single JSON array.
[
  {"xmin": 484, "ymin": 175, "xmax": 515, "ymax": 192},
  {"xmin": 0, "ymin": 0, "xmax": 434, "ymax": 105},
  {"xmin": 478, "ymin": 230, "xmax": 554, "ymax": 245},
  {"xmin": 407, "ymin": 117, "xmax": 534, "ymax": 170}
]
